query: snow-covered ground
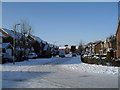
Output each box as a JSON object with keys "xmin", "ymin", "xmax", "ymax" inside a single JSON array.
[
  {"xmin": 61, "ymin": 56, "xmax": 118, "ymax": 75},
  {"xmin": 1, "ymin": 57, "xmax": 61, "ymax": 71},
  {"xmin": 1, "ymin": 55, "xmax": 118, "ymax": 75},
  {"xmin": 1, "ymin": 55, "xmax": 118, "ymax": 88}
]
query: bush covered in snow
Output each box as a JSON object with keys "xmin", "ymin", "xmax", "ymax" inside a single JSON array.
[{"xmin": 81, "ymin": 53, "xmax": 120, "ymax": 67}]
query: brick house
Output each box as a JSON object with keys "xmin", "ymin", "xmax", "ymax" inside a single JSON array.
[
  {"xmin": 85, "ymin": 42, "xmax": 93, "ymax": 53},
  {"xmin": 28, "ymin": 35, "xmax": 45, "ymax": 55},
  {"xmin": 85, "ymin": 41, "xmax": 102, "ymax": 54},
  {"xmin": 0, "ymin": 28, "xmax": 14, "ymax": 45},
  {"xmin": 2, "ymin": 43, "xmax": 13, "ymax": 56},
  {"xmin": 85, "ymin": 40, "xmax": 108, "ymax": 55},
  {"xmin": 116, "ymin": 19, "xmax": 120, "ymax": 58},
  {"xmin": 94, "ymin": 41, "xmax": 102, "ymax": 54},
  {"xmin": 0, "ymin": 28, "xmax": 32, "ymax": 59}
]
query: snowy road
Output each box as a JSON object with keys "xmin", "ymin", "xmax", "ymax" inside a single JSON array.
[{"xmin": 2, "ymin": 56, "xmax": 118, "ymax": 88}]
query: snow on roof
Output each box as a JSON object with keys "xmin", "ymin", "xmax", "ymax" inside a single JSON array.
[
  {"xmin": 2, "ymin": 28, "xmax": 14, "ymax": 36},
  {"xmin": 59, "ymin": 47, "xmax": 66, "ymax": 49},
  {"xmin": 2, "ymin": 43, "xmax": 12, "ymax": 49},
  {"xmin": 0, "ymin": 32, "xmax": 6, "ymax": 38},
  {"xmin": 31, "ymin": 35, "xmax": 42, "ymax": 43},
  {"xmin": 59, "ymin": 45, "xmax": 72, "ymax": 49},
  {"xmin": 66, "ymin": 46, "xmax": 71, "ymax": 49},
  {"xmin": 41, "ymin": 40, "xmax": 47, "ymax": 44},
  {"xmin": 2, "ymin": 28, "xmax": 49, "ymax": 45},
  {"xmin": 2, "ymin": 28, "xmax": 22, "ymax": 39},
  {"xmin": 48, "ymin": 45, "xmax": 59, "ymax": 48},
  {"xmin": 2, "ymin": 34, "xmax": 7, "ymax": 37},
  {"xmin": 31, "ymin": 35, "xmax": 47, "ymax": 44},
  {"xmin": 49, "ymin": 44, "xmax": 54, "ymax": 47},
  {"xmin": 59, "ymin": 45, "xmax": 80, "ymax": 49}
]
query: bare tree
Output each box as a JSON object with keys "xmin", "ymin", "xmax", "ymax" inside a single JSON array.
[
  {"xmin": 20, "ymin": 20, "xmax": 33, "ymax": 35},
  {"xmin": 78, "ymin": 40, "xmax": 85, "ymax": 54},
  {"xmin": 13, "ymin": 20, "xmax": 34, "ymax": 61},
  {"xmin": 20, "ymin": 20, "xmax": 34, "ymax": 59}
]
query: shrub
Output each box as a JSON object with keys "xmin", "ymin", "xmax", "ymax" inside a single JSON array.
[{"xmin": 81, "ymin": 53, "xmax": 120, "ymax": 67}]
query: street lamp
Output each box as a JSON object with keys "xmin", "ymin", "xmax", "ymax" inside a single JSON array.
[{"xmin": 13, "ymin": 23, "xmax": 21, "ymax": 64}]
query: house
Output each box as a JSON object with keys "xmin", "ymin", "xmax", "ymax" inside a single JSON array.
[
  {"xmin": 28, "ymin": 35, "xmax": 46, "ymax": 56},
  {"xmin": 0, "ymin": 33, "xmax": 7, "ymax": 57},
  {"xmin": 1, "ymin": 28, "xmax": 33, "ymax": 60},
  {"xmin": 85, "ymin": 40, "xmax": 108, "ymax": 55},
  {"xmin": 1, "ymin": 28, "xmax": 56, "ymax": 59},
  {"xmin": 85, "ymin": 42, "xmax": 94, "ymax": 53},
  {"xmin": 2, "ymin": 43, "xmax": 13, "ymax": 56},
  {"xmin": 53, "ymin": 45, "xmax": 59, "ymax": 56},
  {"xmin": 59, "ymin": 46, "xmax": 71, "ymax": 54},
  {"xmin": 0, "ymin": 28, "xmax": 22, "ymax": 45},
  {"xmin": 116, "ymin": 19, "xmax": 120, "ymax": 58},
  {"xmin": 28, "ymin": 34, "xmax": 54, "ymax": 57},
  {"xmin": 93, "ymin": 41, "xmax": 102, "ymax": 54},
  {"xmin": 0, "ymin": 34, "xmax": 7, "ymax": 43}
]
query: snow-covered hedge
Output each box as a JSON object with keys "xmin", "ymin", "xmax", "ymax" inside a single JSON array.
[{"xmin": 81, "ymin": 54, "xmax": 120, "ymax": 67}]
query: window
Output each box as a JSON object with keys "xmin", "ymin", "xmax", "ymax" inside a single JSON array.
[{"xmin": 2, "ymin": 49, "xmax": 6, "ymax": 53}]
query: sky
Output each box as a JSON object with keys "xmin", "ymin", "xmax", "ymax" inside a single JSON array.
[{"xmin": 2, "ymin": 2, "xmax": 118, "ymax": 46}]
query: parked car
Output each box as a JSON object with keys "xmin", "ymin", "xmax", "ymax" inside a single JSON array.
[
  {"xmin": 81, "ymin": 53, "xmax": 88, "ymax": 57},
  {"xmin": 59, "ymin": 50, "xmax": 65, "ymax": 57},
  {"xmin": 27, "ymin": 53, "xmax": 37, "ymax": 59},
  {"xmin": 72, "ymin": 53, "xmax": 77, "ymax": 57}
]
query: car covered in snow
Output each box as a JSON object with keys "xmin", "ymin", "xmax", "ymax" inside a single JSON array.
[
  {"xmin": 81, "ymin": 53, "xmax": 88, "ymax": 57},
  {"xmin": 27, "ymin": 53, "xmax": 38, "ymax": 59},
  {"xmin": 59, "ymin": 50, "xmax": 65, "ymax": 57},
  {"xmin": 72, "ymin": 53, "xmax": 77, "ymax": 57}
]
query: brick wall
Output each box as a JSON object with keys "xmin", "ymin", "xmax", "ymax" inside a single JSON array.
[
  {"xmin": 94, "ymin": 43, "xmax": 101, "ymax": 54},
  {"xmin": 116, "ymin": 21, "xmax": 120, "ymax": 58}
]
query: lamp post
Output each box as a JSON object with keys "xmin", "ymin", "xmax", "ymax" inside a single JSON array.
[{"xmin": 13, "ymin": 23, "xmax": 21, "ymax": 64}]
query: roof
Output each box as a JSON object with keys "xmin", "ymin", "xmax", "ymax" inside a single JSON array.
[
  {"xmin": 0, "ymin": 33, "xmax": 6, "ymax": 38},
  {"xmin": 2, "ymin": 34, "xmax": 7, "ymax": 37},
  {"xmin": 49, "ymin": 44, "xmax": 54, "ymax": 48},
  {"xmin": 30, "ymin": 35, "xmax": 47, "ymax": 44},
  {"xmin": 41, "ymin": 40, "xmax": 47, "ymax": 44},
  {"xmin": 31, "ymin": 35, "xmax": 42, "ymax": 43},
  {"xmin": 2, "ymin": 28, "xmax": 22, "ymax": 39},
  {"xmin": 88, "ymin": 40, "xmax": 102, "ymax": 47},
  {"xmin": 93, "ymin": 40, "xmax": 102, "ymax": 45},
  {"xmin": 59, "ymin": 45, "xmax": 78, "ymax": 49},
  {"xmin": 53, "ymin": 45, "xmax": 59, "ymax": 48},
  {"xmin": 2, "ymin": 43, "xmax": 13, "ymax": 49},
  {"xmin": 59, "ymin": 47, "xmax": 66, "ymax": 49}
]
